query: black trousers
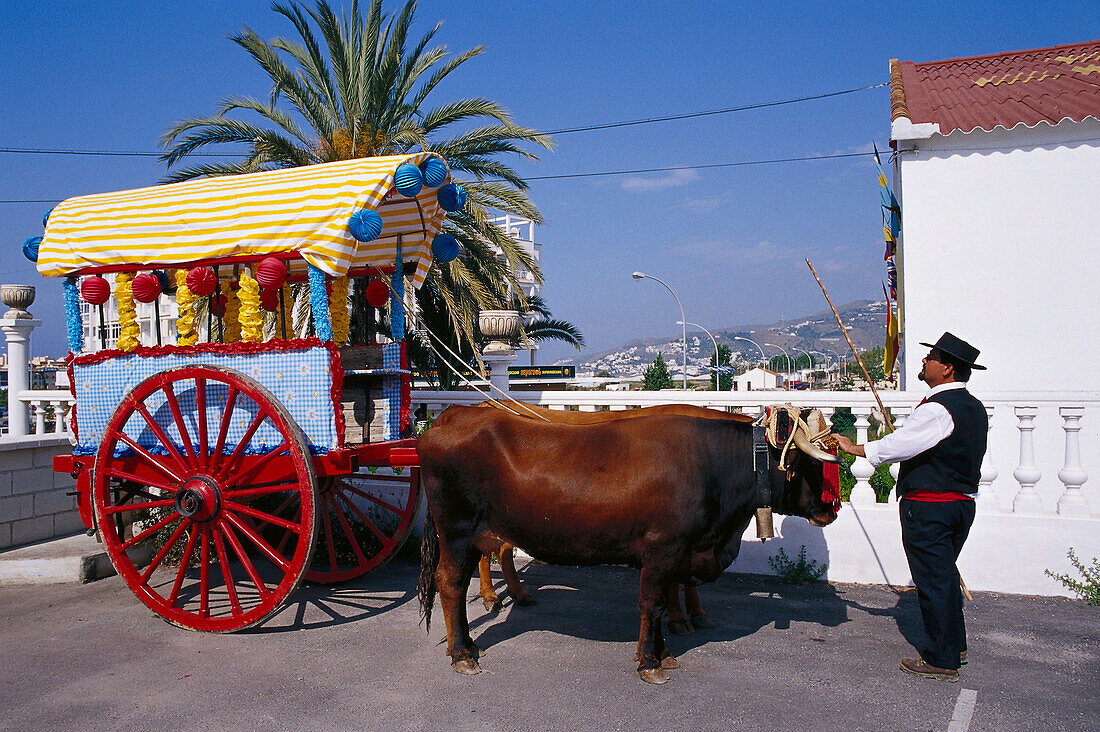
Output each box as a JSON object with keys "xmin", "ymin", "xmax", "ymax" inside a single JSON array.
[{"xmin": 900, "ymin": 498, "xmax": 975, "ymax": 670}]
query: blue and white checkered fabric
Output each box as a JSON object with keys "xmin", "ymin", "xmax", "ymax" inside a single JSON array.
[
  {"xmin": 381, "ymin": 343, "xmax": 402, "ymax": 440},
  {"xmin": 73, "ymin": 346, "xmax": 338, "ymax": 456}
]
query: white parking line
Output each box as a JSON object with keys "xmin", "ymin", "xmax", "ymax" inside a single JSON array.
[{"xmin": 948, "ymin": 689, "xmax": 978, "ymax": 732}]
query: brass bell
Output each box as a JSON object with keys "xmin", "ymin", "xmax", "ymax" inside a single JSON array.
[{"xmin": 755, "ymin": 506, "xmax": 775, "ymax": 541}]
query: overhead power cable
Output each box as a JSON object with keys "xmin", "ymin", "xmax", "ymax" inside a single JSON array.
[{"xmin": 544, "ymin": 82, "xmax": 888, "ymax": 134}]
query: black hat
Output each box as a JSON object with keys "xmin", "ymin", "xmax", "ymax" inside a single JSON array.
[{"xmin": 920, "ymin": 332, "xmax": 986, "ymax": 370}]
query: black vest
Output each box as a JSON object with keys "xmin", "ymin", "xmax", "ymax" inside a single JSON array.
[{"xmin": 897, "ymin": 388, "xmax": 988, "ymax": 497}]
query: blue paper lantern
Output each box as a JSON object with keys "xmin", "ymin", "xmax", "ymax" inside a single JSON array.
[
  {"xmin": 42, "ymin": 207, "xmax": 54, "ymax": 229},
  {"xmin": 420, "ymin": 157, "xmax": 448, "ymax": 187},
  {"xmin": 349, "ymin": 208, "xmax": 384, "ymax": 242},
  {"xmin": 431, "ymin": 233, "xmax": 460, "ymax": 263},
  {"xmin": 22, "ymin": 236, "xmax": 41, "ymax": 262},
  {"xmin": 393, "ymin": 163, "xmax": 424, "ymax": 197},
  {"xmin": 437, "ymin": 183, "xmax": 467, "ymax": 212}
]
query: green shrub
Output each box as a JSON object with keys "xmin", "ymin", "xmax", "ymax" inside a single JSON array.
[
  {"xmin": 1045, "ymin": 549, "xmax": 1100, "ymax": 605},
  {"xmin": 837, "ymin": 453, "xmax": 894, "ymax": 502},
  {"xmin": 768, "ymin": 546, "xmax": 827, "ymax": 584}
]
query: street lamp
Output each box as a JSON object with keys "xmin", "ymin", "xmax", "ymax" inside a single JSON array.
[
  {"xmin": 733, "ymin": 336, "xmax": 766, "ymax": 391},
  {"xmin": 765, "ymin": 342, "xmax": 792, "ymax": 388},
  {"xmin": 678, "ymin": 321, "xmax": 721, "ymax": 391},
  {"xmin": 825, "ymin": 349, "xmax": 846, "ymax": 380},
  {"xmin": 633, "ymin": 271, "xmax": 686, "ymax": 389},
  {"xmin": 796, "ymin": 348, "xmax": 814, "ymax": 391},
  {"xmin": 813, "ymin": 351, "xmax": 832, "ymax": 388}
]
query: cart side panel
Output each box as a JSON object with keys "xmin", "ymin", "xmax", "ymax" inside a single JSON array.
[{"xmin": 71, "ymin": 340, "xmax": 340, "ymax": 456}]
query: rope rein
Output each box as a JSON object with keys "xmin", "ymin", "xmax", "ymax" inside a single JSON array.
[{"xmin": 756, "ymin": 404, "xmax": 833, "ymax": 471}]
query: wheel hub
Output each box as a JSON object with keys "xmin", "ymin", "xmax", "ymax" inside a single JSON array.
[{"xmin": 175, "ymin": 476, "xmax": 221, "ymax": 522}]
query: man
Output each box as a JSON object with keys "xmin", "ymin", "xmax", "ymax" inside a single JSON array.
[{"xmin": 833, "ymin": 332, "xmax": 987, "ymax": 682}]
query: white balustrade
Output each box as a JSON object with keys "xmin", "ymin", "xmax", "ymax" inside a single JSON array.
[
  {"xmin": 849, "ymin": 405, "xmax": 877, "ymax": 505},
  {"xmin": 31, "ymin": 401, "xmax": 46, "ymax": 435},
  {"xmin": 1056, "ymin": 406, "xmax": 1089, "ymax": 516},
  {"xmin": 1012, "ymin": 406, "xmax": 1044, "ymax": 514},
  {"xmin": 977, "ymin": 406, "xmax": 999, "ymax": 512},
  {"xmin": 887, "ymin": 407, "xmax": 911, "ymax": 503}
]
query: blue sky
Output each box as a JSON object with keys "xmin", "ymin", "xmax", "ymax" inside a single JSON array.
[{"xmin": 1, "ymin": 1, "xmax": 1095, "ymax": 361}]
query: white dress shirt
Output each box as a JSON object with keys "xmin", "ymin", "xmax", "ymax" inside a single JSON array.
[{"xmin": 863, "ymin": 382, "xmax": 967, "ymax": 468}]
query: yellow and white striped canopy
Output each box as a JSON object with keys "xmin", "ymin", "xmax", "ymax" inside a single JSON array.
[{"xmin": 37, "ymin": 153, "xmax": 450, "ymax": 288}]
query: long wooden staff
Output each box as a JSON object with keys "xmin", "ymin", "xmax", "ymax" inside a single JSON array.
[
  {"xmin": 805, "ymin": 258, "xmax": 894, "ymax": 433},
  {"xmin": 807, "ymin": 258, "xmax": 973, "ymax": 601}
]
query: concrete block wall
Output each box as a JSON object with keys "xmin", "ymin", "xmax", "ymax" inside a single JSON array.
[{"xmin": 0, "ymin": 437, "xmax": 81, "ymax": 550}]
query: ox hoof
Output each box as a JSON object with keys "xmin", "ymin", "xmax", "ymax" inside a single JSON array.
[
  {"xmin": 638, "ymin": 667, "xmax": 671, "ymax": 684},
  {"xmin": 483, "ymin": 598, "xmax": 502, "ymax": 613},
  {"xmin": 514, "ymin": 595, "xmax": 539, "ymax": 607},
  {"xmin": 661, "ymin": 655, "xmax": 680, "ymax": 670},
  {"xmin": 668, "ymin": 619, "xmax": 695, "ymax": 635},
  {"xmin": 691, "ymin": 614, "xmax": 716, "ymax": 630},
  {"xmin": 451, "ymin": 659, "xmax": 482, "ymax": 675}
]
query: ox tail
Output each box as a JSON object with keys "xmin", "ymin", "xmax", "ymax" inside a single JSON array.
[{"xmin": 417, "ymin": 513, "xmax": 440, "ymax": 631}]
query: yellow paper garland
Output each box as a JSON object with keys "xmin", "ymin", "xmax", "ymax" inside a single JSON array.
[
  {"xmin": 329, "ymin": 276, "xmax": 350, "ymax": 345},
  {"xmin": 174, "ymin": 269, "xmax": 197, "ymax": 346},
  {"xmin": 114, "ymin": 273, "xmax": 140, "ymax": 352},
  {"xmin": 221, "ymin": 279, "xmax": 241, "ymax": 343},
  {"xmin": 238, "ymin": 271, "xmax": 263, "ymax": 343}
]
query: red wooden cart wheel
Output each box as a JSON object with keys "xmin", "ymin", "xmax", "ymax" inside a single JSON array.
[
  {"xmin": 303, "ymin": 468, "xmax": 420, "ymax": 583},
  {"xmin": 91, "ymin": 365, "xmax": 318, "ymax": 632}
]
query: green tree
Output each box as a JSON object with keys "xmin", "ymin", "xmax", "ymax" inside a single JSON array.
[
  {"xmin": 643, "ymin": 352, "xmax": 674, "ymax": 391},
  {"xmin": 858, "ymin": 347, "xmax": 886, "ymax": 384},
  {"xmin": 159, "ymin": 0, "xmax": 558, "ymax": 382},
  {"xmin": 709, "ymin": 343, "xmax": 732, "ymax": 391}
]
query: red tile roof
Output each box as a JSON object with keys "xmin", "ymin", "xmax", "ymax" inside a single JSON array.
[{"xmin": 891, "ymin": 40, "xmax": 1100, "ymax": 134}]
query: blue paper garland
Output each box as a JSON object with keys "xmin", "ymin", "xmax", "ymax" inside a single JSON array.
[
  {"xmin": 394, "ymin": 164, "xmax": 424, "ymax": 197},
  {"xmin": 437, "ymin": 183, "xmax": 466, "ymax": 212},
  {"xmin": 308, "ymin": 265, "xmax": 333, "ymax": 342},
  {"xmin": 64, "ymin": 277, "xmax": 84, "ymax": 352},
  {"xmin": 43, "ymin": 207, "xmax": 54, "ymax": 228},
  {"xmin": 349, "ymin": 208, "xmax": 384, "ymax": 242},
  {"xmin": 390, "ymin": 241, "xmax": 405, "ymax": 341},
  {"xmin": 420, "ymin": 157, "xmax": 448, "ymax": 187},
  {"xmin": 22, "ymin": 236, "xmax": 41, "ymax": 262}
]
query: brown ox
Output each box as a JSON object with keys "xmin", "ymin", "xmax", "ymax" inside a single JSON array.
[
  {"xmin": 474, "ymin": 403, "xmax": 753, "ymax": 634},
  {"xmin": 417, "ymin": 406, "xmax": 839, "ymax": 683}
]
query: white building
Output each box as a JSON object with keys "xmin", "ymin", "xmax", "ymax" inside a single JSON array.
[
  {"xmin": 733, "ymin": 367, "xmax": 780, "ymax": 391},
  {"xmin": 890, "ymin": 41, "xmax": 1100, "ymax": 390},
  {"xmin": 489, "ymin": 215, "xmax": 542, "ymax": 366}
]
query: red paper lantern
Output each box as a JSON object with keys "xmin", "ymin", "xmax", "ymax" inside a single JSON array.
[
  {"xmin": 365, "ymin": 279, "xmax": 389, "ymax": 308},
  {"xmin": 255, "ymin": 257, "xmax": 288, "ymax": 290},
  {"xmin": 81, "ymin": 276, "xmax": 111, "ymax": 305},
  {"xmin": 260, "ymin": 287, "xmax": 280, "ymax": 312},
  {"xmin": 132, "ymin": 272, "xmax": 162, "ymax": 303},
  {"xmin": 210, "ymin": 294, "xmax": 229, "ymax": 317},
  {"xmin": 186, "ymin": 266, "xmax": 217, "ymax": 297}
]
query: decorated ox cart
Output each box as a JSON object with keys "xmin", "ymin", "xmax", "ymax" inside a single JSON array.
[{"xmin": 33, "ymin": 154, "xmax": 465, "ymax": 631}]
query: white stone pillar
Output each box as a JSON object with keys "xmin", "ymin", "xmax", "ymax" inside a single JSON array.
[
  {"xmin": 1012, "ymin": 406, "xmax": 1044, "ymax": 514},
  {"xmin": 977, "ymin": 405, "xmax": 999, "ymax": 512},
  {"xmin": 482, "ymin": 350, "xmax": 515, "ymax": 398},
  {"xmin": 1056, "ymin": 406, "xmax": 1089, "ymax": 516},
  {"xmin": 0, "ymin": 284, "xmax": 41, "ymax": 438},
  {"xmin": 849, "ymin": 405, "xmax": 876, "ymax": 505}
]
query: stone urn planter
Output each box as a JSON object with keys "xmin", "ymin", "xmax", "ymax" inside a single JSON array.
[
  {"xmin": 478, "ymin": 309, "xmax": 522, "ymax": 353},
  {"xmin": 0, "ymin": 284, "xmax": 36, "ymax": 319}
]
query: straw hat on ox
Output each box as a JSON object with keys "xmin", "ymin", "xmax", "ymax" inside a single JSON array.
[{"xmin": 920, "ymin": 332, "xmax": 986, "ymax": 370}]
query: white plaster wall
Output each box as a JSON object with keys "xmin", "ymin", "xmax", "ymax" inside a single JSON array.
[{"xmin": 896, "ymin": 118, "xmax": 1100, "ymax": 392}]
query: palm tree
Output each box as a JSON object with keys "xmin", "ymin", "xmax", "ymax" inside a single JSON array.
[{"xmin": 160, "ymin": 0, "xmax": 578, "ymax": 379}]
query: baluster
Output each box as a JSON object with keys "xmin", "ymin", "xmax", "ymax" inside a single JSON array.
[
  {"xmin": 887, "ymin": 407, "xmax": 911, "ymax": 504},
  {"xmin": 50, "ymin": 400, "xmax": 65, "ymax": 434},
  {"xmin": 1056, "ymin": 406, "xmax": 1090, "ymax": 516},
  {"xmin": 977, "ymin": 406, "xmax": 999, "ymax": 512},
  {"xmin": 31, "ymin": 400, "xmax": 46, "ymax": 435},
  {"xmin": 849, "ymin": 405, "xmax": 876, "ymax": 505},
  {"xmin": 1012, "ymin": 406, "xmax": 1044, "ymax": 514}
]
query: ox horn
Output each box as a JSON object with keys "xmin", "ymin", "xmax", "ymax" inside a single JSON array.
[{"xmin": 792, "ymin": 424, "xmax": 841, "ymax": 464}]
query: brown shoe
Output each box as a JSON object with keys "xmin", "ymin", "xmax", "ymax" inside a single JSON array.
[{"xmin": 900, "ymin": 657, "xmax": 959, "ymax": 682}]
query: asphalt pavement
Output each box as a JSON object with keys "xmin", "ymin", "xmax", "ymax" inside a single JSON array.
[{"xmin": 0, "ymin": 554, "xmax": 1096, "ymax": 732}]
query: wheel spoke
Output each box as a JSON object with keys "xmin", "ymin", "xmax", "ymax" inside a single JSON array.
[
  {"xmin": 162, "ymin": 382, "xmax": 197, "ymax": 463},
  {"xmin": 220, "ymin": 520, "xmax": 270, "ymax": 599},
  {"xmin": 212, "ymin": 527, "xmax": 242, "ymax": 617},
  {"xmin": 214, "ymin": 410, "xmax": 270, "ymax": 481},
  {"xmin": 195, "ymin": 377, "xmax": 209, "ymax": 468},
  {"xmin": 199, "ymin": 528, "xmax": 210, "ymax": 619},
  {"xmin": 320, "ymin": 495, "xmax": 338, "ymax": 574},
  {"xmin": 223, "ymin": 510, "xmax": 292, "ymax": 573},
  {"xmin": 103, "ymin": 468, "xmax": 177, "ymax": 494},
  {"xmin": 139, "ymin": 520, "xmax": 189, "ymax": 584},
  {"xmin": 121, "ymin": 510, "xmax": 181, "ymax": 551},
  {"xmin": 103, "ymin": 498, "xmax": 176, "ymax": 515},
  {"xmin": 221, "ymin": 481, "xmax": 300, "ymax": 499},
  {"xmin": 336, "ymin": 491, "xmax": 391, "ymax": 547},
  {"xmin": 211, "ymin": 384, "xmax": 239, "ymax": 464},
  {"xmin": 134, "ymin": 402, "xmax": 192, "ymax": 473},
  {"xmin": 222, "ymin": 499, "xmax": 301, "ymax": 532},
  {"xmin": 329, "ymin": 492, "xmax": 369, "ymax": 566},
  {"xmin": 114, "ymin": 433, "xmax": 184, "ymax": 484},
  {"xmin": 168, "ymin": 525, "xmax": 200, "ymax": 607},
  {"xmin": 220, "ymin": 442, "xmax": 291, "ymax": 488},
  {"xmin": 341, "ymin": 481, "xmax": 404, "ymax": 515}
]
